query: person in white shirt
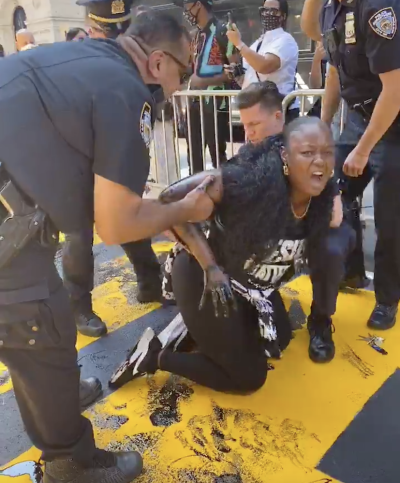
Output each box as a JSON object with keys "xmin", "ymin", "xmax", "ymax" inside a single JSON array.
[{"xmin": 226, "ymin": 0, "xmax": 299, "ymax": 123}]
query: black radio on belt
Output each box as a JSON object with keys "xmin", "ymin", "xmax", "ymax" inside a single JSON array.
[{"xmin": 0, "ymin": 162, "xmax": 50, "ymax": 269}]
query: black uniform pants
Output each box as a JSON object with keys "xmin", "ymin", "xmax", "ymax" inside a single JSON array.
[
  {"xmin": 336, "ymin": 109, "xmax": 400, "ymax": 306},
  {"xmin": 186, "ymin": 100, "xmax": 229, "ymax": 174},
  {"xmin": 62, "ymin": 228, "xmax": 160, "ymax": 313},
  {"xmin": 0, "ymin": 241, "xmax": 95, "ymax": 463},
  {"xmin": 161, "ymin": 223, "xmax": 354, "ymax": 393}
]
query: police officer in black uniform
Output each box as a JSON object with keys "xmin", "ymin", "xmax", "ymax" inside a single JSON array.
[
  {"xmin": 302, "ymin": 0, "xmax": 400, "ymax": 330},
  {"xmin": 0, "ymin": 11, "xmax": 213, "ymax": 482},
  {"xmin": 62, "ymin": 0, "xmax": 163, "ymax": 339}
]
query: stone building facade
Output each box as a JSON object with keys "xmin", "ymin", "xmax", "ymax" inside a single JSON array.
[{"xmin": 0, "ymin": 0, "xmax": 85, "ymax": 54}]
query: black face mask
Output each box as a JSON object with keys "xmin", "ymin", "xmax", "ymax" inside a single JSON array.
[{"xmin": 259, "ymin": 7, "xmax": 283, "ymax": 32}]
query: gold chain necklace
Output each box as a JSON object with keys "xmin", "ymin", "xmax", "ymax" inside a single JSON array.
[{"xmin": 291, "ymin": 198, "xmax": 312, "ymax": 220}]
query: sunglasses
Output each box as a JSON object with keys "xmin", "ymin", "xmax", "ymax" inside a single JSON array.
[
  {"xmin": 259, "ymin": 6, "xmax": 281, "ymax": 16},
  {"xmin": 133, "ymin": 37, "xmax": 192, "ymax": 85},
  {"xmin": 163, "ymin": 51, "xmax": 193, "ymax": 85}
]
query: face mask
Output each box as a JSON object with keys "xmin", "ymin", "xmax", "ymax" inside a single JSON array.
[
  {"xmin": 183, "ymin": 5, "xmax": 199, "ymax": 27},
  {"xmin": 260, "ymin": 8, "xmax": 283, "ymax": 31}
]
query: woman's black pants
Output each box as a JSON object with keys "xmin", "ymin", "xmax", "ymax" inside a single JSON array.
[{"xmin": 161, "ymin": 223, "xmax": 355, "ymax": 393}]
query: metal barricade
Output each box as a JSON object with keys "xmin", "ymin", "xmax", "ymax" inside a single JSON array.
[
  {"xmin": 146, "ymin": 88, "xmax": 347, "ymax": 199},
  {"xmin": 282, "ymin": 88, "xmax": 347, "ymax": 134}
]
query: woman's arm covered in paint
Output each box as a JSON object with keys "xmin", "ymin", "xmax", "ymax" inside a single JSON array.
[{"xmin": 160, "ymin": 172, "xmax": 236, "ymax": 317}]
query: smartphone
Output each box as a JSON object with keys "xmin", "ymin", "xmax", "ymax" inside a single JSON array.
[{"xmin": 227, "ymin": 12, "xmax": 233, "ymax": 30}]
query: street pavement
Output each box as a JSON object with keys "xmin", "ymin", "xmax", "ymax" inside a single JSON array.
[{"xmin": 2, "ymin": 215, "xmax": 400, "ymax": 483}]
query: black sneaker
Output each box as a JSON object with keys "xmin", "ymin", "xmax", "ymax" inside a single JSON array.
[
  {"xmin": 43, "ymin": 449, "xmax": 143, "ymax": 483},
  {"xmin": 308, "ymin": 314, "xmax": 335, "ymax": 363},
  {"xmin": 79, "ymin": 377, "xmax": 102, "ymax": 409},
  {"xmin": 75, "ymin": 312, "xmax": 107, "ymax": 338},
  {"xmin": 367, "ymin": 303, "xmax": 398, "ymax": 330},
  {"xmin": 137, "ymin": 281, "xmax": 163, "ymax": 304},
  {"xmin": 109, "ymin": 328, "xmax": 162, "ymax": 389},
  {"xmin": 340, "ymin": 274, "xmax": 370, "ymax": 291}
]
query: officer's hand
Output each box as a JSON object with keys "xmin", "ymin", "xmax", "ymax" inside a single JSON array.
[
  {"xmin": 226, "ymin": 23, "xmax": 242, "ymax": 47},
  {"xmin": 343, "ymin": 148, "xmax": 369, "ymax": 177},
  {"xmin": 118, "ymin": 36, "xmax": 158, "ymax": 85},
  {"xmin": 183, "ymin": 176, "xmax": 216, "ymax": 222}
]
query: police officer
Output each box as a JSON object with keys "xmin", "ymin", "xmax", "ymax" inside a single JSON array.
[
  {"xmin": 0, "ymin": 11, "xmax": 213, "ymax": 482},
  {"xmin": 302, "ymin": 0, "xmax": 400, "ymax": 330},
  {"xmin": 62, "ymin": 0, "xmax": 163, "ymax": 338}
]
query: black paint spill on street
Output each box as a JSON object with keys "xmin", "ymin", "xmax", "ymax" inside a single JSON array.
[
  {"xmin": 342, "ymin": 345, "xmax": 374, "ymax": 378},
  {"xmin": 148, "ymin": 377, "xmax": 194, "ymax": 427},
  {"xmin": 0, "ymin": 461, "xmax": 43, "ymax": 482}
]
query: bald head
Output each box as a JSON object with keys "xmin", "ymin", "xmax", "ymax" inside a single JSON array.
[{"xmin": 16, "ymin": 29, "xmax": 36, "ymax": 51}]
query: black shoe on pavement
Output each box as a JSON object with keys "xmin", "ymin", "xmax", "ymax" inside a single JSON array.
[
  {"xmin": 308, "ymin": 313, "xmax": 335, "ymax": 363},
  {"xmin": 80, "ymin": 377, "xmax": 102, "ymax": 409},
  {"xmin": 109, "ymin": 328, "xmax": 162, "ymax": 389},
  {"xmin": 43, "ymin": 449, "xmax": 143, "ymax": 483},
  {"xmin": 367, "ymin": 303, "xmax": 398, "ymax": 330},
  {"xmin": 340, "ymin": 274, "xmax": 370, "ymax": 291},
  {"xmin": 75, "ymin": 312, "xmax": 107, "ymax": 338},
  {"xmin": 136, "ymin": 281, "xmax": 163, "ymax": 304}
]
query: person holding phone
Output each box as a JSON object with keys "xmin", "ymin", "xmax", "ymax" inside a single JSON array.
[
  {"xmin": 227, "ymin": 0, "xmax": 299, "ymax": 123},
  {"xmin": 175, "ymin": 0, "xmax": 239, "ymax": 173}
]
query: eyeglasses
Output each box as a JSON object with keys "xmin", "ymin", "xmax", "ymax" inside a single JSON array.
[
  {"xmin": 259, "ymin": 6, "xmax": 281, "ymax": 16},
  {"xmin": 134, "ymin": 37, "xmax": 192, "ymax": 85},
  {"xmin": 163, "ymin": 51, "xmax": 193, "ymax": 85}
]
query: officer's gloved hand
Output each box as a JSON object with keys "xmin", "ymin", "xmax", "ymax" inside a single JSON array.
[{"xmin": 199, "ymin": 265, "xmax": 237, "ymax": 318}]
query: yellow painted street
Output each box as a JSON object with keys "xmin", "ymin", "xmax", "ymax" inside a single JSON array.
[{"xmin": 1, "ymin": 238, "xmax": 399, "ymax": 483}]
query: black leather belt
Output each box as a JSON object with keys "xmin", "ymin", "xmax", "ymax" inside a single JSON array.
[{"xmin": 350, "ymin": 98, "xmax": 375, "ymax": 119}]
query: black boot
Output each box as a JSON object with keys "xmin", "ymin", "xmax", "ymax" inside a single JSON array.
[
  {"xmin": 136, "ymin": 279, "xmax": 163, "ymax": 304},
  {"xmin": 367, "ymin": 303, "xmax": 398, "ymax": 330},
  {"xmin": 308, "ymin": 313, "xmax": 335, "ymax": 363},
  {"xmin": 43, "ymin": 449, "xmax": 143, "ymax": 483},
  {"xmin": 80, "ymin": 377, "xmax": 102, "ymax": 409},
  {"xmin": 75, "ymin": 311, "xmax": 107, "ymax": 338}
]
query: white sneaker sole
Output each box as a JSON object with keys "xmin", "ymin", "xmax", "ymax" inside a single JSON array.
[
  {"xmin": 109, "ymin": 327, "xmax": 155, "ymax": 385},
  {"xmin": 130, "ymin": 327, "xmax": 155, "ymax": 377}
]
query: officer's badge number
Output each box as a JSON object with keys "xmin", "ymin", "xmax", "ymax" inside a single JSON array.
[
  {"xmin": 140, "ymin": 102, "xmax": 152, "ymax": 149},
  {"xmin": 369, "ymin": 7, "xmax": 397, "ymax": 40}
]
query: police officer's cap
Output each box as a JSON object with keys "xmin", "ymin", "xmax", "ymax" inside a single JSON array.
[{"xmin": 76, "ymin": 0, "xmax": 134, "ymax": 25}]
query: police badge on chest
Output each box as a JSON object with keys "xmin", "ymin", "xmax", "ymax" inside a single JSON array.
[{"xmin": 345, "ymin": 12, "xmax": 356, "ymax": 44}]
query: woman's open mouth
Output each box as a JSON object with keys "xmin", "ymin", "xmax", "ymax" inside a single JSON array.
[{"xmin": 311, "ymin": 171, "xmax": 324, "ymax": 182}]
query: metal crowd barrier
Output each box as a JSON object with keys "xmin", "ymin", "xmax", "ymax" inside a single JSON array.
[{"xmin": 145, "ymin": 88, "xmax": 347, "ymax": 199}]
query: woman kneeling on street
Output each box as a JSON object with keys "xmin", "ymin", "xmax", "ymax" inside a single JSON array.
[{"xmin": 110, "ymin": 117, "xmax": 348, "ymax": 394}]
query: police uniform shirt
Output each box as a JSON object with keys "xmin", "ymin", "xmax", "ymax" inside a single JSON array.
[
  {"xmin": 0, "ymin": 39, "xmax": 155, "ymax": 234},
  {"xmin": 320, "ymin": 0, "xmax": 400, "ymax": 105}
]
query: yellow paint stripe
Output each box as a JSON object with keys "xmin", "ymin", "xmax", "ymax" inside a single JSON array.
[
  {"xmin": 3, "ymin": 275, "xmax": 400, "ymax": 482},
  {"xmin": 58, "ymin": 231, "xmax": 103, "ymax": 246},
  {"xmin": 0, "ymin": 241, "xmax": 173, "ymax": 395}
]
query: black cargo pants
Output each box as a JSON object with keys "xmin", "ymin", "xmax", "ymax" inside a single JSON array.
[
  {"xmin": 0, "ymin": 240, "xmax": 95, "ymax": 463},
  {"xmin": 62, "ymin": 228, "xmax": 161, "ymax": 313},
  {"xmin": 336, "ymin": 109, "xmax": 400, "ymax": 306},
  {"xmin": 308, "ymin": 222, "xmax": 356, "ymax": 317}
]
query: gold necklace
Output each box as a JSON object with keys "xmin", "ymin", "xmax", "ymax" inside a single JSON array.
[{"xmin": 291, "ymin": 198, "xmax": 312, "ymax": 219}]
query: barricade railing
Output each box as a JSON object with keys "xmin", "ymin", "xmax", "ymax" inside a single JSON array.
[{"xmin": 146, "ymin": 88, "xmax": 347, "ymax": 199}]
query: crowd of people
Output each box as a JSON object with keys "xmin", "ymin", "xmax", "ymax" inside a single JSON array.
[{"xmin": 0, "ymin": 0, "xmax": 399, "ymax": 481}]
